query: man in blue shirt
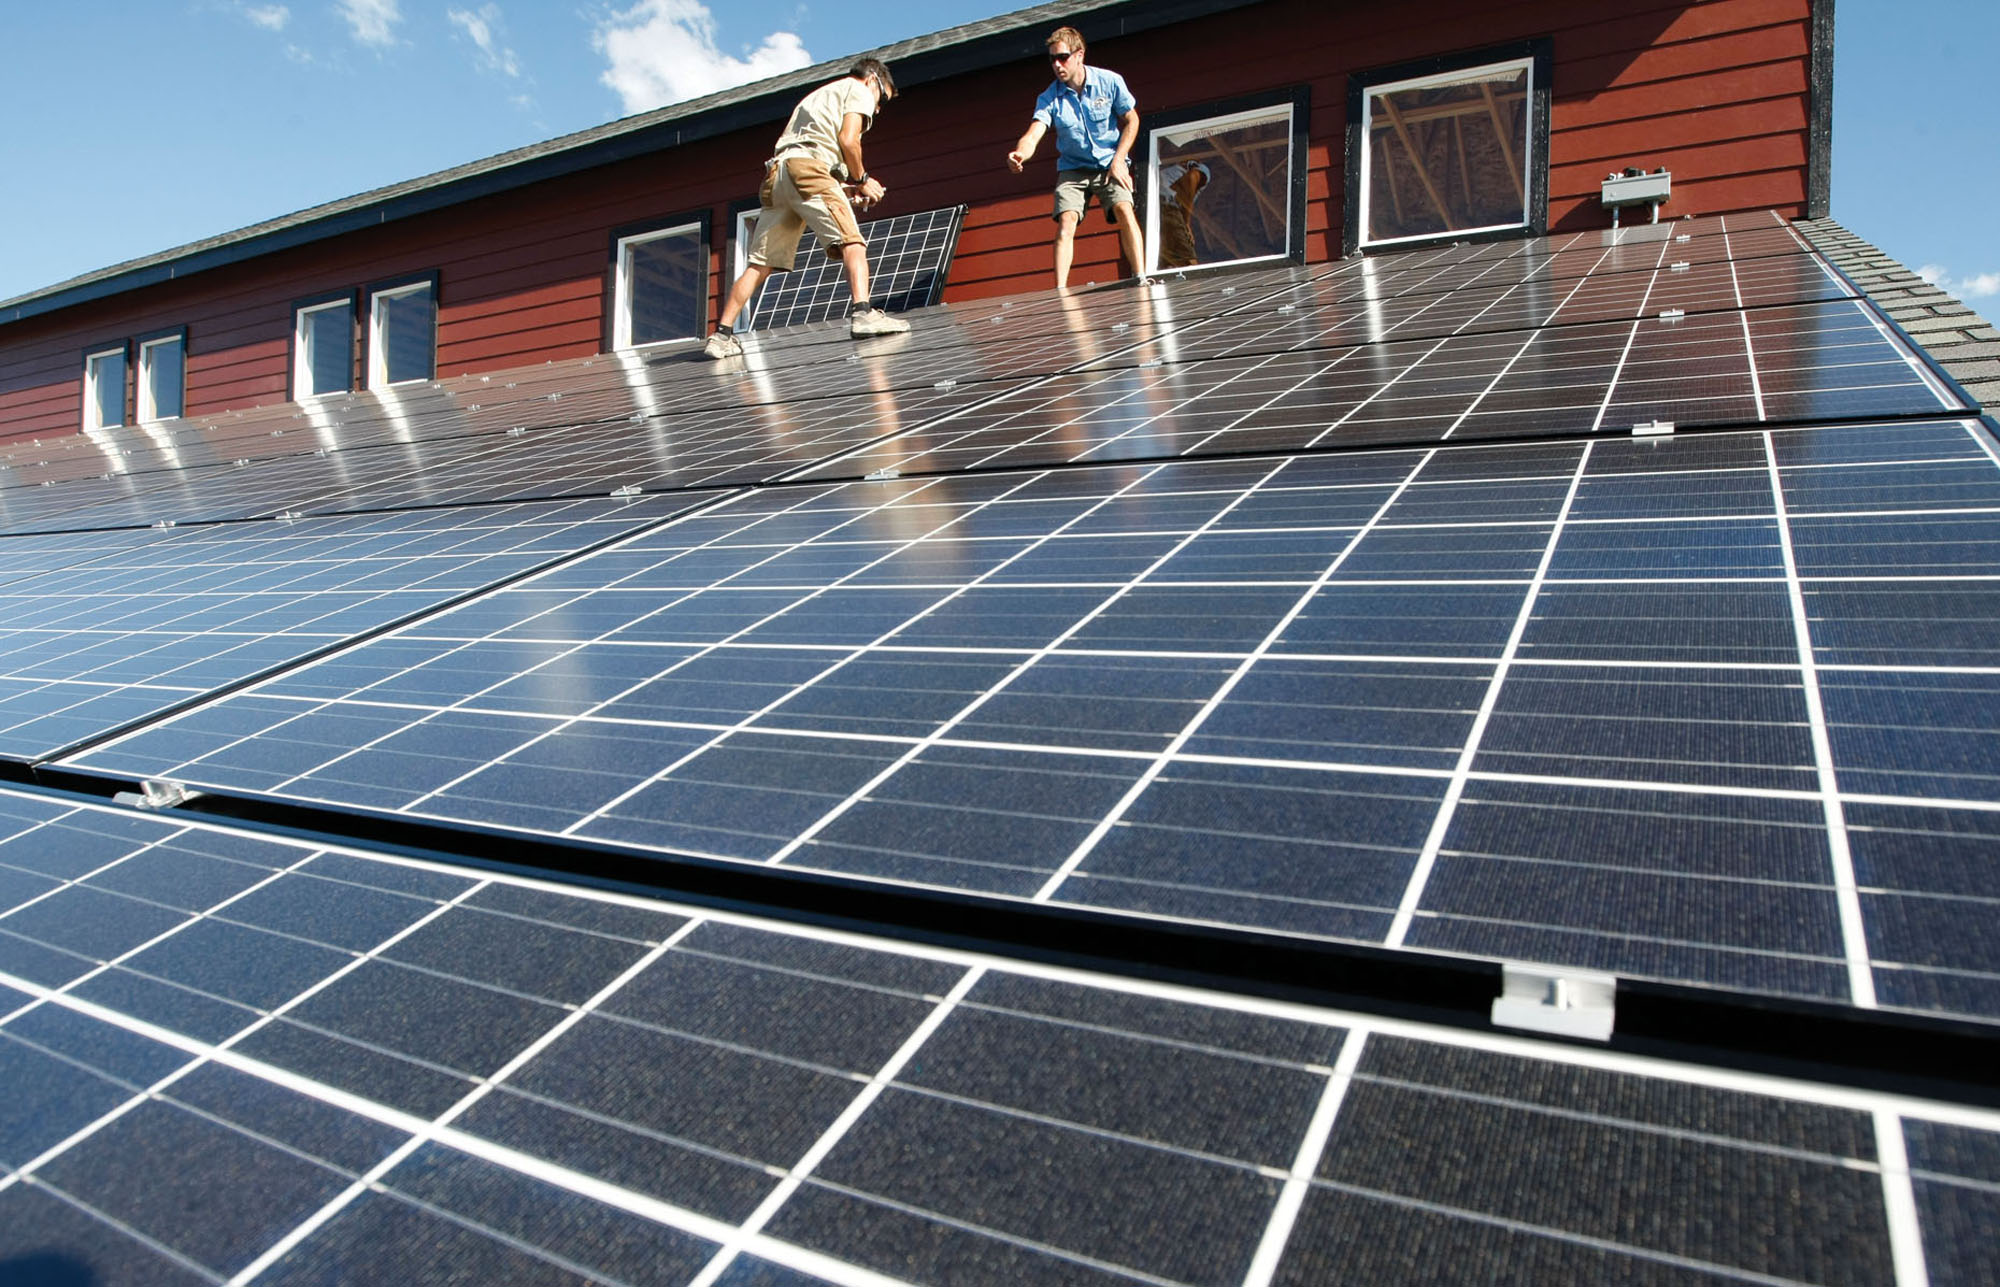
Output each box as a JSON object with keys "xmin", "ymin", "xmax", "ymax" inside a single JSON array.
[{"xmin": 1006, "ymin": 26, "xmax": 1144, "ymax": 290}]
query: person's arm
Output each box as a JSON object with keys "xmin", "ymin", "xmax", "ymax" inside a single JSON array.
[
  {"xmin": 839, "ymin": 112, "xmax": 885, "ymax": 206},
  {"xmin": 1108, "ymin": 107, "xmax": 1140, "ymax": 190},
  {"xmin": 1008, "ymin": 120, "xmax": 1048, "ymax": 173}
]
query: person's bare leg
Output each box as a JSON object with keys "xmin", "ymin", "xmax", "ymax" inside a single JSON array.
[
  {"xmin": 718, "ymin": 263, "xmax": 774, "ymax": 330},
  {"xmin": 1053, "ymin": 210, "xmax": 1081, "ymax": 289},
  {"xmin": 838, "ymin": 241, "xmax": 872, "ymax": 307},
  {"xmin": 1112, "ymin": 200, "xmax": 1145, "ymax": 279}
]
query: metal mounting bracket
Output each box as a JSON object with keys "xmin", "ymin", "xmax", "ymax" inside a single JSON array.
[
  {"xmin": 114, "ymin": 779, "xmax": 202, "ymax": 811},
  {"xmin": 1491, "ymin": 964, "xmax": 1617, "ymax": 1041}
]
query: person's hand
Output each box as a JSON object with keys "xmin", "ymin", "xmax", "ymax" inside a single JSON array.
[
  {"xmin": 1007, "ymin": 149, "xmax": 1028, "ymax": 174},
  {"xmin": 1109, "ymin": 155, "xmax": 1133, "ymax": 190},
  {"xmin": 858, "ymin": 175, "xmax": 886, "ymax": 207}
]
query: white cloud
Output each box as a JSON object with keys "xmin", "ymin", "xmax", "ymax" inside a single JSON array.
[
  {"xmin": 338, "ymin": 0, "xmax": 402, "ymax": 47},
  {"xmin": 449, "ymin": 4, "xmax": 521, "ymax": 77},
  {"xmin": 243, "ymin": 3, "xmax": 289, "ymax": 30},
  {"xmin": 1917, "ymin": 264, "xmax": 2000, "ymax": 300},
  {"xmin": 594, "ymin": 0, "xmax": 812, "ymax": 115}
]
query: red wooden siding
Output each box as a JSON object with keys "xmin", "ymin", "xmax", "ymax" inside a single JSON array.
[{"xmin": 0, "ymin": 0, "xmax": 1815, "ymax": 444}]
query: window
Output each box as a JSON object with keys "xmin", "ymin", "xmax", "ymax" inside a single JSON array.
[
  {"xmin": 84, "ymin": 345, "xmax": 127, "ymax": 430},
  {"xmin": 1348, "ymin": 42, "xmax": 1551, "ymax": 252},
  {"xmin": 367, "ymin": 277, "xmax": 436, "ymax": 389},
  {"xmin": 610, "ymin": 217, "xmax": 709, "ymax": 349},
  {"xmin": 137, "ymin": 332, "xmax": 185, "ymax": 422},
  {"xmin": 1140, "ymin": 88, "xmax": 1309, "ymax": 276},
  {"xmin": 294, "ymin": 296, "xmax": 355, "ymax": 398}
]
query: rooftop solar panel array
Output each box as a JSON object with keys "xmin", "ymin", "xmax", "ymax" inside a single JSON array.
[{"xmin": 7, "ymin": 212, "xmax": 2000, "ymax": 1283}]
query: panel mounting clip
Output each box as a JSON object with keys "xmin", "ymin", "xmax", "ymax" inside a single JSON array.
[
  {"xmin": 1492, "ymin": 964, "xmax": 1616, "ymax": 1041},
  {"xmin": 1631, "ymin": 420, "xmax": 1676, "ymax": 437},
  {"xmin": 610, "ymin": 484, "xmax": 642, "ymax": 498},
  {"xmin": 1657, "ymin": 308, "xmax": 1686, "ymax": 323},
  {"xmin": 1668, "ymin": 261, "xmax": 1691, "ymax": 273},
  {"xmin": 115, "ymin": 779, "xmax": 202, "ymax": 811},
  {"xmin": 865, "ymin": 467, "xmax": 902, "ymax": 481},
  {"xmin": 934, "ymin": 379, "xmax": 958, "ymax": 391}
]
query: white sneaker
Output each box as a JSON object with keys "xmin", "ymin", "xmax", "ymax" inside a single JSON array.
[
  {"xmin": 850, "ymin": 307, "xmax": 910, "ymax": 338},
  {"xmin": 703, "ymin": 331, "xmax": 743, "ymax": 359}
]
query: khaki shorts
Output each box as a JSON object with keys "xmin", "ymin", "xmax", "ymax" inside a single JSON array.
[
  {"xmin": 747, "ymin": 157, "xmax": 865, "ymax": 271},
  {"xmin": 1053, "ymin": 168, "xmax": 1133, "ymax": 223}
]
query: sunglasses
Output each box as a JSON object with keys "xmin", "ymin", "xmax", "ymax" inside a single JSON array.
[{"xmin": 1049, "ymin": 50, "xmax": 1075, "ymax": 63}]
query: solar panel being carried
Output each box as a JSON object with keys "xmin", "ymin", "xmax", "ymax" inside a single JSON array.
[
  {"xmin": 7, "ymin": 212, "xmax": 2000, "ymax": 1285},
  {"xmin": 736, "ymin": 204, "xmax": 967, "ymax": 331}
]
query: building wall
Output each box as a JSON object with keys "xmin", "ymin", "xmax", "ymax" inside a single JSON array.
[{"xmin": 0, "ymin": 0, "xmax": 1814, "ymax": 443}]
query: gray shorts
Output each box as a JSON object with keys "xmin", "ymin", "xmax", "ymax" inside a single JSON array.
[{"xmin": 1053, "ymin": 168, "xmax": 1133, "ymax": 223}]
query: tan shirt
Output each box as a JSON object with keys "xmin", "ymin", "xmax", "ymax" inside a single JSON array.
[{"xmin": 771, "ymin": 77, "xmax": 876, "ymax": 177}]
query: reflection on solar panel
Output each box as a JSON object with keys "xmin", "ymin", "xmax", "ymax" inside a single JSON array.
[
  {"xmin": 8, "ymin": 212, "xmax": 2000, "ymax": 1283},
  {"xmin": 740, "ymin": 205, "xmax": 967, "ymax": 331}
]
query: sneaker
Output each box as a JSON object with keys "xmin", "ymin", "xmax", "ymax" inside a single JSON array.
[
  {"xmin": 703, "ymin": 331, "xmax": 743, "ymax": 359},
  {"xmin": 849, "ymin": 307, "xmax": 910, "ymax": 338}
]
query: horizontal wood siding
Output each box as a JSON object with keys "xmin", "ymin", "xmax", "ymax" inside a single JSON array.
[{"xmin": 0, "ymin": 0, "xmax": 1814, "ymax": 443}]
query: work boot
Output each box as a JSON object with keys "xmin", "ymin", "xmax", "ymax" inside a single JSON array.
[
  {"xmin": 703, "ymin": 330, "xmax": 743, "ymax": 359},
  {"xmin": 849, "ymin": 307, "xmax": 910, "ymax": 338}
]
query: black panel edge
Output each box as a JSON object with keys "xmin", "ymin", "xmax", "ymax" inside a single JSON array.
[
  {"xmin": 13, "ymin": 765, "xmax": 1999, "ymax": 1109},
  {"xmin": 1807, "ymin": 0, "xmax": 1835, "ymax": 221},
  {"xmin": 927, "ymin": 205, "xmax": 973, "ymax": 308}
]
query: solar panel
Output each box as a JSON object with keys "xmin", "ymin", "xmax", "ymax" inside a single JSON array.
[
  {"xmin": 0, "ymin": 494, "xmax": 707, "ymax": 759},
  {"xmin": 65, "ymin": 417, "xmax": 2000, "ymax": 1020},
  {"xmin": 739, "ymin": 205, "xmax": 967, "ymax": 332},
  {"xmin": 2, "ymin": 787, "xmax": 1993, "ymax": 1283},
  {"xmin": 10, "ymin": 209, "xmax": 2000, "ymax": 1282}
]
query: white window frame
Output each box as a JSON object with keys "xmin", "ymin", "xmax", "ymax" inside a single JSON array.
[
  {"xmin": 612, "ymin": 219, "xmax": 708, "ymax": 350},
  {"xmin": 1143, "ymin": 100, "xmax": 1298, "ymax": 276},
  {"xmin": 294, "ymin": 298, "xmax": 354, "ymax": 399},
  {"xmin": 367, "ymin": 279, "xmax": 435, "ymax": 391},
  {"xmin": 729, "ymin": 207, "xmax": 765, "ymax": 330},
  {"xmin": 1356, "ymin": 54, "xmax": 1536, "ymax": 250},
  {"xmin": 84, "ymin": 345, "xmax": 127, "ymax": 431},
  {"xmin": 136, "ymin": 334, "xmax": 185, "ymax": 423}
]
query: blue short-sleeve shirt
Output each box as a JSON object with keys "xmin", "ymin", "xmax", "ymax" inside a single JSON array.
[{"xmin": 1032, "ymin": 66, "xmax": 1136, "ymax": 171}]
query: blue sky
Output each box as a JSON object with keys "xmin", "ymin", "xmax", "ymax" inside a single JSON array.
[{"xmin": 1, "ymin": 0, "xmax": 1993, "ymax": 305}]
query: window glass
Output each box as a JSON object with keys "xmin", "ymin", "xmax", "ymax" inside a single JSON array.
[
  {"xmin": 297, "ymin": 300, "xmax": 353, "ymax": 397},
  {"xmin": 371, "ymin": 283, "xmax": 435, "ymax": 388},
  {"xmin": 1146, "ymin": 104, "xmax": 1294, "ymax": 274},
  {"xmin": 85, "ymin": 348, "xmax": 126, "ymax": 430},
  {"xmin": 138, "ymin": 336, "xmax": 185, "ymax": 421},
  {"xmin": 1362, "ymin": 60, "xmax": 1531, "ymax": 247},
  {"xmin": 617, "ymin": 222, "xmax": 706, "ymax": 348}
]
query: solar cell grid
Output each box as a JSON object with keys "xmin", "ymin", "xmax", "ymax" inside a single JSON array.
[
  {"xmin": 2, "ymin": 789, "xmax": 1993, "ymax": 1285},
  {"xmin": 740, "ymin": 206, "xmax": 966, "ymax": 331},
  {"xmin": 0, "ymin": 493, "xmax": 706, "ymax": 760},
  {"xmin": 8, "ymin": 210, "xmax": 2000, "ymax": 1283},
  {"xmin": 65, "ymin": 420, "xmax": 2000, "ymax": 1018}
]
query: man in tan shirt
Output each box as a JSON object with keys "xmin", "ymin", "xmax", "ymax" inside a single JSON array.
[{"xmin": 705, "ymin": 58, "xmax": 910, "ymax": 357}]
